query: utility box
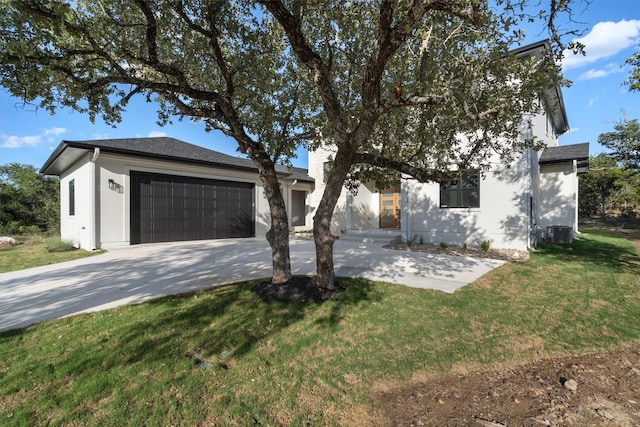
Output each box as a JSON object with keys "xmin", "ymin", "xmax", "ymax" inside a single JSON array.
[{"xmin": 546, "ymin": 226, "xmax": 573, "ymax": 244}]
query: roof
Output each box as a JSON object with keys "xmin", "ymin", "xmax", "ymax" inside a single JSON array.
[
  {"xmin": 512, "ymin": 40, "xmax": 570, "ymax": 136},
  {"xmin": 40, "ymin": 137, "xmax": 314, "ymax": 183},
  {"xmin": 539, "ymin": 142, "xmax": 590, "ymax": 173}
]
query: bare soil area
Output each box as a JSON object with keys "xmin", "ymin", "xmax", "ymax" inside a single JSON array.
[
  {"xmin": 383, "ymin": 242, "xmax": 530, "ymax": 262},
  {"xmin": 378, "ymin": 229, "xmax": 640, "ymax": 426},
  {"xmin": 378, "ymin": 345, "xmax": 640, "ymax": 426}
]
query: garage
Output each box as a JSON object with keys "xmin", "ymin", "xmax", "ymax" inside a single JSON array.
[{"xmin": 130, "ymin": 171, "xmax": 255, "ymax": 244}]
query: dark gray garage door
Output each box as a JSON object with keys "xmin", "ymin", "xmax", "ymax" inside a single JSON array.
[{"xmin": 130, "ymin": 171, "xmax": 255, "ymax": 244}]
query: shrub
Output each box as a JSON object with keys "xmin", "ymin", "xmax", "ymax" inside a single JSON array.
[
  {"xmin": 46, "ymin": 237, "xmax": 75, "ymax": 253},
  {"xmin": 480, "ymin": 240, "xmax": 491, "ymax": 252},
  {"xmin": 439, "ymin": 241, "xmax": 448, "ymax": 249}
]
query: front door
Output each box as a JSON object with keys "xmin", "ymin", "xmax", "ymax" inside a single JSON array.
[{"xmin": 379, "ymin": 185, "xmax": 401, "ymax": 229}]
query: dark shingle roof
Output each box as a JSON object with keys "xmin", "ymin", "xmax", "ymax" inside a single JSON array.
[
  {"xmin": 539, "ymin": 142, "xmax": 589, "ymax": 163},
  {"xmin": 41, "ymin": 137, "xmax": 313, "ymax": 182},
  {"xmin": 539, "ymin": 142, "xmax": 589, "ymax": 173}
]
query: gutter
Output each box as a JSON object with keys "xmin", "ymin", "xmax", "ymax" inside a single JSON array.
[{"xmin": 90, "ymin": 147, "xmax": 100, "ymax": 250}]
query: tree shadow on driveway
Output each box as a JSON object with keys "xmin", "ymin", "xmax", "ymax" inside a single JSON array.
[{"xmin": 0, "ymin": 237, "xmax": 502, "ymax": 332}]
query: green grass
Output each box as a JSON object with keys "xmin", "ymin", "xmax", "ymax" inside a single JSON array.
[
  {"xmin": 0, "ymin": 229, "xmax": 638, "ymax": 425},
  {"xmin": 0, "ymin": 235, "xmax": 102, "ymax": 273}
]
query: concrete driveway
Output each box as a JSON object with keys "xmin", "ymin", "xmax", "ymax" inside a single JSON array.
[{"xmin": 0, "ymin": 238, "xmax": 504, "ymax": 332}]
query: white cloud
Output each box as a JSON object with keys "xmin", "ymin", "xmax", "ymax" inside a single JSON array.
[
  {"xmin": 578, "ymin": 63, "xmax": 625, "ymax": 80},
  {"xmin": 44, "ymin": 127, "xmax": 67, "ymax": 136},
  {"xmin": 0, "ymin": 133, "xmax": 42, "ymax": 148},
  {"xmin": 148, "ymin": 131, "xmax": 167, "ymax": 137},
  {"xmin": 562, "ymin": 19, "xmax": 640, "ymax": 70}
]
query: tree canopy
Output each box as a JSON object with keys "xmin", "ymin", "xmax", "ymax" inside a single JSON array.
[
  {"xmin": 0, "ymin": 163, "xmax": 59, "ymax": 234},
  {"xmin": 626, "ymin": 49, "xmax": 640, "ymax": 92},
  {"xmin": 259, "ymin": 0, "xmax": 582, "ymax": 288},
  {"xmin": 598, "ymin": 118, "xmax": 640, "ymax": 171},
  {"xmin": 0, "ymin": 0, "xmax": 584, "ymax": 290},
  {"xmin": 579, "ymin": 154, "xmax": 639, "ymax": 218}
]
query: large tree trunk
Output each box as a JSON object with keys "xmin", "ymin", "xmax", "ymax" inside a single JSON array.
[
  {"xmin": 313, "ymin": 148, "xmax": 353, "ymax": 290},
  {"xmin": 313, "ymin": 198, "xmax": 338, "ymax": 290},
  {"xmin": 261, "ymin": 168, "xmax": 292, "ymax": 285}
]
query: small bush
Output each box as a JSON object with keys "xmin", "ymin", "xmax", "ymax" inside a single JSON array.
[
  {"xmin": 480, "ymin": 240, "xmax": 491, "ymax": 252},
  {"xmin": 439, "ymin": 241, "xmax": 448, "ymax": 249},
  {"xmin": 46, "ymin": 237, "xmax": 75, "ymax": 253},
  {"xmin": 407, "ymin": 234, "xmax": 418, "ymax": 248}
]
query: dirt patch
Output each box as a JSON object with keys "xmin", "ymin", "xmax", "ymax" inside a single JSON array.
[
  {"xmin": 383, "ymin": 242, "xmax": 530, "ymax": 262},
  {"xmin": 253, "ymin": 276, "xmax": 344, "ymax": 303},
  {"xmin": 378, "ymin": 345, "xmax": 640, "ymax": 426},
  {"xmin": 618, "ymin": 228, "xmax": 640, "ymax": 255}
]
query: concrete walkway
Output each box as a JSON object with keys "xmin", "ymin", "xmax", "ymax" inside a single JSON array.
[{"xmin": 0, "ymin": 238, "xmax": 504, "ymax": 331}]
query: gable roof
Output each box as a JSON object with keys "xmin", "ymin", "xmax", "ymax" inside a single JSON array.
[
  {"xmin": 40, "ymin": 137, "xmax": 313, "ymax": 182},
  {"xmin": 539, "ymin": 142, "xmax": 589, "ymax": 173},
  {"xmin": 512, "ymin": 40, "xmax": 569, "ymax": 136}
]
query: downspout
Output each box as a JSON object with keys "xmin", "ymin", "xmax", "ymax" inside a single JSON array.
[
  {"xmin": 527, "ymin": 148, "xmax": 532, "ymax": 249},
  {"xmin": 404, "ymin": 181, "xmax": 410, "ymax": 244},
  {"xmin": 90, "ymin": 148, "xmax": 100, "ymax": 250},
  {"xmin": 289, "ymin": 180, "xmax": 297, "ymax": 230},
  {"xmin": 573, "ymin": 159, "xmax": 578, "ymax": 234}
]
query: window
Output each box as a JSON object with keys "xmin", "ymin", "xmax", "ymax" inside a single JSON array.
[
  {"xmin": 69, "ymin": 179, "xmax": 75, "ymax": 216},
  {"xmin": 323, "ymin": 161, "xmax": 332, "ymax": 183},
  {"xmin": 440, "ymin": 171, "xmax": 480, "ymax": 208}
]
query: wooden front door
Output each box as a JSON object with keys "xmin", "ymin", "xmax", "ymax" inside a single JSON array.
[{"xmin": 379, "ymin": 185, "xmax": 401, "ymax": 229}]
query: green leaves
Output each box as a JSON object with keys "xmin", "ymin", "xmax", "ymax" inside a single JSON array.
[
  {"xmin": 0, "ymin": 163, "xmax": 59, "ymax": 233},
  {"xmin": 598, "ymin": 118, "xmax": 640, "ymax": 171}
]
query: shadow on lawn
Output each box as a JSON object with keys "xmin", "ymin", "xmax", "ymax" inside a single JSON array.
[
  {"xmin": 535, "ymin": 229, "xmax": 639, "ymax": 272},
  {"xmin": 94, "ymin": 277, "xmax": 381, "ymax": 369}
]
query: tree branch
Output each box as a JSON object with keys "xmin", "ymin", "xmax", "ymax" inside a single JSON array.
[
  {"xmin": 258, "ymin": 0, "xmax": 344, "ymax": 133},
  {"xmin": 353, "ymin": 152, "xmax": 453, "ymax": 183}
]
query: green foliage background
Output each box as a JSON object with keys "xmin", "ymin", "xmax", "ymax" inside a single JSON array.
[{"xmin": 0, "ymin": 163, "xmax": 59, "ymax": 235}]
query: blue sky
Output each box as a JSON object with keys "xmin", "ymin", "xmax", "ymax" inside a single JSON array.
[{"xmin": 1, "ymin": 0, "xmax": 639, "ymax": 171}]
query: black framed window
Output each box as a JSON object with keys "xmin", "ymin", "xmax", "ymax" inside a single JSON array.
[
  {"xmin": 440, "ymin": 171, "xmax": 480, "ymax": 208},
  {"xmin": 323, "ymin": 161, "xmax": 332, "ymax": 183},
  {"xmin": 69, "ymin": 179, "xmax": 75, "ymax": 216}
]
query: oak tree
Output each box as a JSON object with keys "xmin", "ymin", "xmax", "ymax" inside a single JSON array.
[
  {"xmin": 260, "ymin": 0, "xmax": 583, "ymax": 289},
  {"xmin": 0, "ymin": 163, "xmax": 59, "ymax": 234},
  {"xmin": 0, "ymin": 0, "xmax": 309, "ymax": 284},
  {"xmin": 1, "ymin": 0, "xmax": 584, "ymax": 291},
  {"xmin": 599, "ymin": 118, "xmax": 640, "ymax": 171}
]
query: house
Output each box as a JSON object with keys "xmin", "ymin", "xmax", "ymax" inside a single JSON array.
[
  {"xmin": 307, "ymin": 41, "xmax": 589, "ymax": 251},
  {"xmin": 40, "ymin": 137, "xmax": 313, "ymax": 250},
  {"xmin": 42, "ymin": 39, "xmax": 588, "ymax": 253}
]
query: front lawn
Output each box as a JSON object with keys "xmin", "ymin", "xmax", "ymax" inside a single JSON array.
[
  {"xmin": 0, "ymin": 235, "xmax": 102, "ymax": 273},
  {"xmin": 0, "ymin": 229, "xmax": 638, "ymax": 425}
]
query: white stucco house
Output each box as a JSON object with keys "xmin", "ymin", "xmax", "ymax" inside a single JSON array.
[
  {"xmin": 41, "ymin": 133, "xmax": 587, "ymax": 252},
  {"xmin": 40, "ymin": 137, "xmax": 313, "ymax": 250},
  {"xmin": 308, "ymin": 140, "xmax": 588, "ymax": 251},
  {"xmin": 41, "ymin": 39, "xmax": 588, "ymax": 253},
  {"xmin": 306, "ymin": 41, "xmax": 589, "ymax": 251}
]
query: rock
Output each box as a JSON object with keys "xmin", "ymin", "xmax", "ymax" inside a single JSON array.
[
  {"xmin": 563, "ymin": 379, "xmax": 578, "ymax": 392},
  {"xmin": 0, "ymin": 237, "xmax": 16, "ymax": 248}
]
